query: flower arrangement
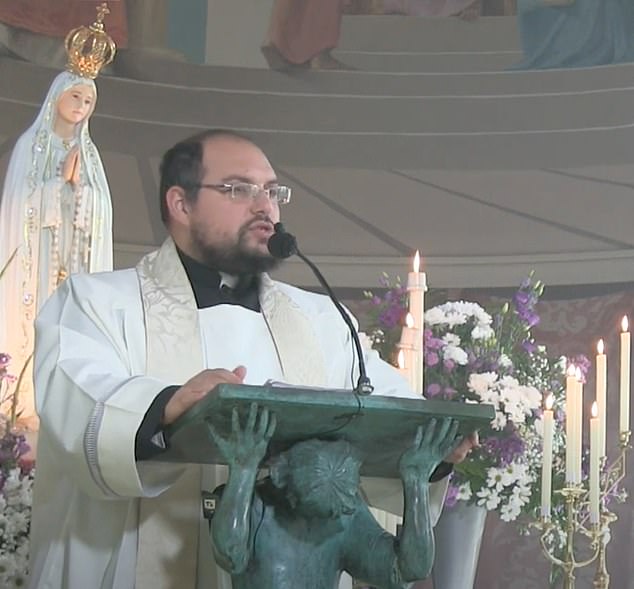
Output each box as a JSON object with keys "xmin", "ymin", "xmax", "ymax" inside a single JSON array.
[
  {"xmin": 0, "ymin": 354, "xmax": 33, "ymax": 587},
  {"xmin": 363, "ymin": 273, "xmax": 584, "ymax": 524},
  {"xmin": 0, "ymin": 252, "xmax": 34, "ymax": 586}
]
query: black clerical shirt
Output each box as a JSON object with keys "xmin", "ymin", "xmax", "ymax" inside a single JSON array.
[{"xmin": 179, "ymin": 250, "xmax": 260, "ymax": 312}]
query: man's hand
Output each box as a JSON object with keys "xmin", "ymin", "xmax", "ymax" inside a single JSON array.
[
  {"xmin": 162, "ymin": 366, "xmax": 246, "ymax": 426},
  {"xmin": 444, "ymin": 431, "xmax": 479, "ymax": 464},
  {"xmin": 208, "ymin": 403, "xmax": 276, "ymax": 470}
]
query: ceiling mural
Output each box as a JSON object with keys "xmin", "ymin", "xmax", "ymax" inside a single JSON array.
[{"xmin": 1, "ymin": 0, "xmax": 634, "ymax": 292}]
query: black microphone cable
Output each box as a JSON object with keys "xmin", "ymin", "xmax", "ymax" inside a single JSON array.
[{"xmin": 268, "ymin": 223, "xmax": 374, "ymax": 396}]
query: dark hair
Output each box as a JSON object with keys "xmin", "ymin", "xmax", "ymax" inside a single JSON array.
[{"xmin": 159, "ymin": 128, "xmax": 255, "ymax": 225}]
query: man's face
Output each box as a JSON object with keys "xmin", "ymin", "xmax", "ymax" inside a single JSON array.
[{"xmin": 185, "ymin": 137, "xmax": 282, "ymax": 274}]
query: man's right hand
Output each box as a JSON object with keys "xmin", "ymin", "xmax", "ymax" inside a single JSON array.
[{"xmin": 162, "ymin": 366, "xmax": 247, "ymax": 426}]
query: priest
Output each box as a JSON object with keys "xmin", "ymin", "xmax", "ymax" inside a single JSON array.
[{"xmin": 27, "ymin": 129, "xmax": 477, "ymax": 589}]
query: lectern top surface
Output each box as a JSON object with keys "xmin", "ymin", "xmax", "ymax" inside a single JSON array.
[{"xmin": 158, "ymin": 383, "xmax": 495, "ymax": 478}]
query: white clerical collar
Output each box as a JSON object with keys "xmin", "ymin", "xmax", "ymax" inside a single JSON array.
[{"xmin": 218, "ymin": 272, "xmax": 239, "ymax": 289}]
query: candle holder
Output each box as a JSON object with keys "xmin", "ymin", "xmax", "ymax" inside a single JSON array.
[{"xmin": 533, "ymin": 433, "xmax": 630, "ymax": 589}]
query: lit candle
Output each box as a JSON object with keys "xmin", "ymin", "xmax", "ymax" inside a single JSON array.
[
  {"xmin": 596, "ymin": 339, "xmax": 607, "ymax": 457},
  {"xmin": 620, "ymin": 316, "xmax": 631, "ymax": 434},
  {"xmin": 407, "ymin": 252, "xmax": 426, "ymax": 395},
  {"xmin": 589, "ymin": 401, "xmax": 601, "ymax": 524},
  {"xmin": 574, "ymin": 366, "xmax": 584, "ymax": 485},
  {"xmin": 565, "ymin": 364, "xmax": 577, "ymax": 484},
  {"xmin": 541, "ymin": 393, "xmax": 554, "ymax": 519}
]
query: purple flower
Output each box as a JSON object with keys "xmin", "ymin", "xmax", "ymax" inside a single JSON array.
[
  {"xmin": 378, "ymin": 306, "xmax": 406, "ymax": 329},
  {"xmin": 482, "ymin": 429, "xmax": 525, "ymax": 465},
  {"xmin": 443, "ymin": 359, "xmax": 455, "ymax": 372},
  {"xmin": 424, "ymin": 330, "xmax": 444, "ymax": 351},
  {"xmin": 0, "ymin": 352, "xmax": 10, "ymax": 369},
  {"xmin": 425, "ymin": 351, "xmax": 440, "ymax": 367},
  {"xmin": 444, "ymin": 482, "xmax": 460, "ymax": 508},
  {"xmin": 522, "ymin": 340, "xmax": 538, "ymax": 354},
  {"xmin": 443, "ymin": 387, "xmax": 457, "ymax": 399},
  {"xmin": 426, "ymin": 383, "xmax": 442, "ymax": 398},
  {"xmin": 514, "ymin": 290, "xmax": 532, "ymax": 307},
  {"xmin": 512, "ymin": 279, "xmax": 541, "ymax": 330},
  {"xmin": 569, "ymin": 354, "xmax": 591, "ymax": 383},
  {"xmin": 518, "ymin": 309, "xmax": 540, "ymax": 328}
]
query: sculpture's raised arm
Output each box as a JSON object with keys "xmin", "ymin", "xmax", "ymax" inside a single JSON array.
[
  {"xmin": 396, "ymin": 418, "xmax": 460, "ymax": 580},
  {"xmin": 344, "ymin": 418, "xmax": 460, "ymax": 589},
  {"xmin": 206, "ymin": 403, "xmax": 276, "ymax": 574}
]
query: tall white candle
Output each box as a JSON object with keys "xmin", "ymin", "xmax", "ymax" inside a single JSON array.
[
  {"xmin": 565, "ymin": 364, "xmax": 577, "ymax": 484},
  {"xmin": 574, "ymin": 367, "xmax": 584, "ymax": 485},
  {"xmin": 541, "ymin": 393, "xmax": 554, "ymax": 519},
  {"xmin": 407, "ymin": 251, "xmax": 427, "ymax": 324},
  {"xmin": 596, "ymin": 339, "xmax": 607, "ymax": 457},
  {"xmin": 407, "ymin": 251, "xmax": 426, "ymax": 395},
  {"xmin": 399, "ymin": 313, "xmax": 420, "ymax": 393},
  {"xmin": 590, "ymin": 402, "xmax": 601, "ymax": 524},
  {"xmin": 620, "ymin": 316, "xmax": 631, "ymax": 434}
]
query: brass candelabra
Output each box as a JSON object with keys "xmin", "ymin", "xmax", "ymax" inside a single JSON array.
[{"xmin": 533, "ymin": 431, "xmax": 630, "ymax": 588}]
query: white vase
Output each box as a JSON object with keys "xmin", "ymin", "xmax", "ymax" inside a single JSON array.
[{"xmin": 431, "ymin": 502, "xmax": 488, "ymax": 589}]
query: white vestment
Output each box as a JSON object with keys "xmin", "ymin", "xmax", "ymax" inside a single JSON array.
[
  {"xmin": 0, "ymin": 70, "xmax": 113, "ymax": 423},
  {"xmin": 29, "ymin": 239, "xmax": 446, "ymax": 589}
]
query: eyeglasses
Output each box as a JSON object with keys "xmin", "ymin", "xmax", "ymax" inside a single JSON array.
[{"xmin": 193, "ymin": 182, "xmax": 292, "ymax": 205}]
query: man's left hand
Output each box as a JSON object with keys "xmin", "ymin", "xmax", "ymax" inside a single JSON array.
[{"xmin": 444, "ymin": 431, "xmax": 479, "ymax": 464}]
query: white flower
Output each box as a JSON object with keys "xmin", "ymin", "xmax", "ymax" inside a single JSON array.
[
  {"xmin": 486, "ymin": 467, "xmax": 505, "ymax": 491},
  {"xmin": 467, "ymin": 372, "xmax": 498, "ymax": 396},
  {"xmin": 442, "ymin": 333, "xmax": 461, "ymax": 347},
  {"xmin": 424, "ymin": 307, "xmax": 446, "ymax": 326},
  {"xmin": 498, "ymin": 354, "xmax": 513, "ymax": 369},
  {"xmin": 0, "ymin": 463, "xmax": 33, "ymax": 585},
  {"xmin": 443, "ymin": 345, "xmax": 469, "ymax": 366},
  {"xmin": 471, "ymin": 324, "xmax": 495, "ymax": 340},
  {"xmin": 500, "ymin": 500, "xmax": 522, "ymax": 522},
  {"xmin": 456, "ymin": 482, "xmax": 472, "ymax": 501},
  {"xmin": 476, "ymin": 487, "xmax": 501, "ymax": 510},
  {"xmin": 491, "ymin": 411, "xmax": 507, "ymax": 430}
]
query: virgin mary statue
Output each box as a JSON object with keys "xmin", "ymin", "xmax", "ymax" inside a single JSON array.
[{"xmin": 0, "ymin": 4, "xmax": 115, "ymax": 426}]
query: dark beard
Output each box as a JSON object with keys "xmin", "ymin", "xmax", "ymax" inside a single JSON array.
[{"xmin": 191, "ymin": 222, "xmax": 281, "ymax": 275}]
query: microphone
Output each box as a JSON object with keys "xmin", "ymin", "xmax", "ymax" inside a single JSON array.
[
  {"xmin": 267, "ymin": 223, "xmax": 297, "ymax": 259},
  {"xmin": 268, "ymin": 223, "xmax": 374, "ymax": 396}
]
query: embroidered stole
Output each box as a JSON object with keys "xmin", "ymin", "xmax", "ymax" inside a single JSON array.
[{"xmin": 134, "ymin": 239, "xmax": 328, "ymax": 588}]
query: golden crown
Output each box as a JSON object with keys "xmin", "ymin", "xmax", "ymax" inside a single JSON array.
[{"xmin": 65, "ymin": 2, "xmax": 116, "ymax": 79}]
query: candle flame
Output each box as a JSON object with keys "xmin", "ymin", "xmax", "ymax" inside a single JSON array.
[
  {"xmin": 591, "ymin": 401, "xmax": 598, "ymax": 418},
  {"xmin": 545, "ymin": 393, "xmax": 554, "ymax": 411},
  {"xmin": 567, "ymin": 363, "xmax": 576, "ymax": 377},
  {"xmin": 413, "ymin": 250, "xmax": 420, "ymax": 273},
  {"xmin": 575, "ymin": 366, "xmax": 583, "ymax": 381},
  {"xmin": 597, "ymin": 339, "xmax": 604, "ymax": 354},
  {"xmin": 397, "ymin": 349, "xmax": 405, "ymax": 369},
  {"xmin": 405, "ymin": 313, "xmax": 414, "ymax": 328},
  {"xmin": 622, "ymin": 315, "xmax": 629, "ymax": 332}
]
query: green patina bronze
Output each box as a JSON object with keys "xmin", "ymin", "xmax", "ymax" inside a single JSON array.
[
  {"xmin": 157, "ymin": 385, "xmax": 495, "ymax": 589},
  {"xmin": 208, "ymin": 403, "xmax": 460, "ymax": 589},
  {"xmin": 161, "ymin": 383, "xmax": 495, "ymax": 477}
]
